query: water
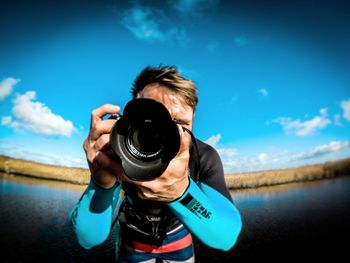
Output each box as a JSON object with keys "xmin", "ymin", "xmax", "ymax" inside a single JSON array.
[{"xmin": 1, "ymin": 173, "xmax": 349, "ymax": 262}]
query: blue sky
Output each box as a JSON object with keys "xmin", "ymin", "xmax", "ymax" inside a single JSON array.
[{"xmin": 1, "ymin": 0, "xmax": 349, "ymax": 173}]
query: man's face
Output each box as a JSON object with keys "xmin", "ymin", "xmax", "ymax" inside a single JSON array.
[{"xmin": 137, "ymin": 83, "xmax": 194, "ymax": 131}]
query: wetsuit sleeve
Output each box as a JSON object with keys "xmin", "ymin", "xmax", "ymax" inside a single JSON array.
[
  {"xmin": 68, "ymin": 179, "xmax": 124, "ymax": 249},
  {"xmin": 168, "ymin": 177, "xmax": 242, "ymax": 251},
  {"xmin": 194, "ymin": 139, "xmax": 232, "ymax": 202}
]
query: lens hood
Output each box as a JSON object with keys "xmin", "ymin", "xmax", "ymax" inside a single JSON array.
[{"xmin": 110, "ymin": 98, "xmax": 180, "ymax": 181}]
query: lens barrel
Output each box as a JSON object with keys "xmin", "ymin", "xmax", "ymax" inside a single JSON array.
[{"xmin": 110, "ymin": 98, "xmax": 180, "ymax": 181}]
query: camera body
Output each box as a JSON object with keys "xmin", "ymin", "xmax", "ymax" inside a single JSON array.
[{"xmin": 110, "ymin": 98, "xmax": 180, "ymax": 181}]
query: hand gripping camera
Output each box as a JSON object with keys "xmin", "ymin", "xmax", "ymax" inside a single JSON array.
[{"xmin": 109, "ymin": 98, "xmax": 181, "ymax": 181}]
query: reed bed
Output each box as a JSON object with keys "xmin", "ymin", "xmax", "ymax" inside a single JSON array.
[
  {"xmin": 0, "ymin": 155, "xmax": 90, "ymax": 185},
  {"xmin": 1, "ymin": 155, "xmax": 349, "ymax": 189},
  {"xmin": 225, "ymin": 157, "xmax": 350, "ymax": 189}
]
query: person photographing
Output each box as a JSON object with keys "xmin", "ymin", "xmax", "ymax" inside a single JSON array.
[{"xmin": 69, "ymin": 65, "xmax": 242, "ymax": 262}]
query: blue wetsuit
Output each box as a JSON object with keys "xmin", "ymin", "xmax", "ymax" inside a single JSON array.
[{"xmin": 69, "ymin": 139, "xmax": 242, "ymax": 262}]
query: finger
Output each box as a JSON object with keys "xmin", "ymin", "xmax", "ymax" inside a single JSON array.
[
  {"xmin": 90, "ymin": 104, "xmax": 120, "ymax": 128},
  {"xmin": 94, "ymin": 134, "xmax": 110, "ymax": 152},
  {"xmin": 90, "ymin": 119, "xmax": 117, "ymax": 141}
]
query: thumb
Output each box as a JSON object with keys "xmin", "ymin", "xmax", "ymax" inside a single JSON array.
[{"xmin": 177, "ymin": 126, "xmax": 192, "ymax": 156}]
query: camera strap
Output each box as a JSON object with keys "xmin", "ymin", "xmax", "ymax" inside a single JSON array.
[
  {"xmin": 119, "ymin": 197, "xmax": 182, "ymax": 243},
  {"xmin": 182, "ymin": 127, "xmax": 200, "ymax": 183}
]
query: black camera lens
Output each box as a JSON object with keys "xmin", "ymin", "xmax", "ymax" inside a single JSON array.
[
  {"xmin": 110, "ymin": 98, "xmax": 180, "ymax": 181},
  {"xmin": 126, "ymin": 120, "xmax": 163, "ymax": 161}
]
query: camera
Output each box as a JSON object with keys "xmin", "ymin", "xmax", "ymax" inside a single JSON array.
[{"xmin": 110, "ymin": 98, "xmax": 180, "ymax": 181}]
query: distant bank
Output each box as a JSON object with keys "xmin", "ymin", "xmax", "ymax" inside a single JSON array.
[
  {"xmin": 225, "ymin": 157, "xmax": 350, "ymax": 189},
  {"xmin": 0, "ymin": 155, "xmax": 90, "ymax": 185},
  {"xmin": 0, "ymin": 155, "xmax": 349, "ymax": 189}
]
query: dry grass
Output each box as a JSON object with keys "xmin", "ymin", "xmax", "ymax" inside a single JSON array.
[
  {"xmin": 1, "ymin": 155, "xmax": 350, "ymax": 189},
  {"xmin": 225, "ymin": 157, "xmax": 350, "ymax": 189},
  {"xmin": 0, "ymin": 155, "xmax": 90, "ymax": 185}
]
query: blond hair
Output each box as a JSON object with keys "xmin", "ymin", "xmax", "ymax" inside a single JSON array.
[{"xmin": 131, "ymin": 65, "xmax": 198, "ymax": 111}]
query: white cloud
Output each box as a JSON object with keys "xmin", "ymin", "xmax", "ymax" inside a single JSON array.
[
  {"xmin": 205, "ymin": 133, "xmax": 221, "ymax": 147},
  {"xmin": 274, "ymin": 108, "xmax": 331, "ymax": 136},
  {"xmin": 121, "ymin": 5, "xmax": 189, "ymax": 45},
  {"xmin": 203, "ymin": 137, "xmax": 350, "ymax": 173},
  {"xmin": 0, "ymin": 145, "xmax": 87, "ymax": 168},
  {"xmin": 340, "ymin": 98, "xmax": 350, "ymax": 121},
  {"xmin": 0, "ymin": 77, "xmax": 20, "ymax": 100},
  {"xmin": 258, "ymin": 153, "xmax": 268, "ymax": 162},
  {"xmin": 168, "ymin": 0, "xmax": 220, "ymax": 16},
  {"xmin": 222, "ymin": 154, "xmax": 273, "ymax": 173},
  {"xmin": 258, "ymin": 88, "xmax": 268, "ymax": 97},
  {"xmin": 2, "ymin": 91, "xmax": 75, "ymax": 137},
  {"xmin": 121, "ymin": 6, "xmax": 165, "ymax": 42},
  {"xmin": 221, "ymin": 152, "xmax": 269, "ymax": 172},
  {"xmin": 222, "ymin": 141, "xmax": 350, "ymax": 173},
  {"xmin": 1, "ymin": 116, "xmax": 12, "ymax": 126},
  {"xmin": 217, "ymin": 148, "xmax": 236, "ymax": 158},
  {"xmin": 291, "ymin": 141, "xmax": 350, "ymax": 161},
  {"xmin": 204, "ymin": 134, "xmax": 237, "ymax": 169},
  {"xmin": 1, "ymin": 115, "xmax": 21, "ymax": 129}
]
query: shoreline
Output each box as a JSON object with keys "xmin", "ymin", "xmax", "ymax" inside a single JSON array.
[
  {"xmin": 0, "ymin": 155, "xmax": 90, "ymax": 185},
  {"xmin": 1, "ymin": 155, "xmax": 349, "ymax": 189},
  {"xmin": 225, "ymin": 157, "xmax": 350, "ymax": 189}
]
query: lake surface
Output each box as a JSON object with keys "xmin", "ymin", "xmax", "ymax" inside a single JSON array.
[{"xmin": 1, "ymin": 173, "xmax": 349, "ymax": 262}]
